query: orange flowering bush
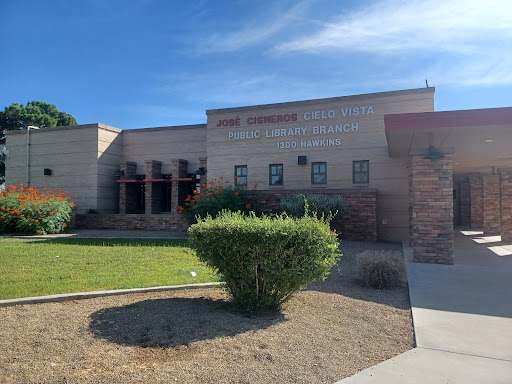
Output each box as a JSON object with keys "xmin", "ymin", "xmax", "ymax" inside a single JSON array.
[
  {"xmin": 0, "ymin": 183, "xmax": 76, "ymax": 234},
  {"xmin": 177, "ymin": 178, "xmax": 258, "ymax": 224}
]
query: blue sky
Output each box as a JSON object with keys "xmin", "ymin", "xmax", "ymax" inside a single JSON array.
[{"xmin": 1, "ymin": 0, "xmax": 511, "ymax": 129}]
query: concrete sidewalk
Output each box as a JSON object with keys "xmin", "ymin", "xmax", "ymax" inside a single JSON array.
[{"xmin": 336, "ymin": 230, "xmax": 512, "ymax": 383}]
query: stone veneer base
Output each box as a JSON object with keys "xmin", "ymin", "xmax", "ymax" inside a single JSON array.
[
  {"xmin": 75, "ymin": 214, "xmax": 189, "ymax": 233},
  {"xmin": 76, "ymin": 189, "xmax": 378, "ymax": 242},
  {"xmin": 254, "ymin": 189, "xmax": 377, "ymax": 242}
]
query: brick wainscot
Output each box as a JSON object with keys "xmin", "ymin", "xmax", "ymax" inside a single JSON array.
[
  {"xmin": 75, "ymin": 214, "xmax": 189, "ymax": 233},
  {"xmin": 76, "ymin": 188, "xmax": 377, "ymax": 241},
  {"xmin": 256, "ymin": 189, "xmax": 377, "ymax": 242}
]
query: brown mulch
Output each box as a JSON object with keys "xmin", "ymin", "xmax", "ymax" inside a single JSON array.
[{"xmin": 0, "ymin": 241, "xmax": 413, "ymax": 384}]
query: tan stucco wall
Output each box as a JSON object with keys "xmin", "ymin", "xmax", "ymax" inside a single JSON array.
[
  {"xmin": 97, "ymin": 127, "xmax": 123, "ymax": 212},
  {"xmin": 5, "ymin": 124, "xmax": 122, "ymax": 213},
  {"xmin": 206, "ymin": 88, "xmax": 435, "ymax": 241},
  {"xmin": 121, "ymin": 124, "xmax": 207, "ymax": 175},
  {"xmin": 5, "ymin": 123, "xmax": 207, "ymax": 214}
]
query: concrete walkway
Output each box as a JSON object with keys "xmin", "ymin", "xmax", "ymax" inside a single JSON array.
[{"xmin": 336, "ymin": 230, "xmax": 512, "ymax": 384}]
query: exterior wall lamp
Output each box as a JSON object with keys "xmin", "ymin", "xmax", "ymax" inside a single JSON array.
[{"xmin": 194, "ymin": 167, "xmax": 206, "ymax": 180}]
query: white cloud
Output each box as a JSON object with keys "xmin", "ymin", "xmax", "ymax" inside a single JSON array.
[
  {"xmin": 148, "ymin": 0, "xmax": 512, "ymax": 109},
  {"xmin": 198, "ymin": 0, "xmax": 313, "ymax": 53},
  {"xmin": 276, "ymin": 0, "xmax": 512, "ymax": 54},
  {"xmin": 275, "ymin": 0, "xmax": 512, "ymax": 86}
]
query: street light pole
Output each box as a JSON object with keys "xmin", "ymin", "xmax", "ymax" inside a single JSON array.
[{"xmin": 26, "ymin": 125, "xmax": 39, "ymax": 186}]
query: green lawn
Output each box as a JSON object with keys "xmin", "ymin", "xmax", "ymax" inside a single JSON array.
[{"xmin": 0, "ymin": 238, "xmax": 220, "ymax": 300}]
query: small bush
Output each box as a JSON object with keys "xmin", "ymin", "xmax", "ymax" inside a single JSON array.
[
  {"xmin": 178, "ymin": 178, "xmax": 258, "ymax": 224},
  {"xmin": 280, "ymin": 194, "xmax": 344, "ymax": 220},
  {"xmin": 0, "ymin": 184, "xmax": 76, "ymax": 235},
  {"xmin": 189, "ymin": 211, "xmax": 340, "ymax": 314},
  {"xmin": 356, "ymin": 250, "xmax": 405, "ymax": 289}
]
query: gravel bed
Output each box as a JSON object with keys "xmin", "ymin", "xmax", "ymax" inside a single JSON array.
[{"xmin": 0, "ymin": 240, "xmax": 413, "ymax": 384}]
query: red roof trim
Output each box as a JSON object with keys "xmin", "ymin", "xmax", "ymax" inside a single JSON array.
[
  {"xmin": 117, "ymin": 178, "xmax": 194, "ymax": 183},
  {"xmin": 385, "ymin": 107, "xmax": 512, "ymax": 132},
  {"xmin": 144, "ymin": 178, "xmax": 194, "ymax": 182}
]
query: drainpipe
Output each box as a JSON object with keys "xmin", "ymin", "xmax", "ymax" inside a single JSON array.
[{"xmin": 26, "ymin": 126, "xmax": 39, "ymax": 186}]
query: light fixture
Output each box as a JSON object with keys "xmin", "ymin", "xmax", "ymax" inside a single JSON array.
[
  {"xmin": 194, "ymin": 167, "xmax": 206, "ymax": 179},
  {"xmin": 485, "ymin": 139, "xmax": 493, "ymax": 143}
]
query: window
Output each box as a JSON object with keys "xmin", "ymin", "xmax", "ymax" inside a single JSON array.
[
  {"xmin": 269, "ymin": 164, "xmax": 283, "ymax": 186},
  {"xmin": 235, "ymin": 165, "xmax": 247, "ymax": 186},
  {"xmin": 311, "ymin": 162, "xmax": 327, "ymax": 184},
  {"xmin": 353, "ymin": 160, "xmax": 369, "ymax": 184}
]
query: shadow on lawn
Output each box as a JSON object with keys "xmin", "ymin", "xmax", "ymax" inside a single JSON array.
[{"xmin": 89, "ymin": 296, "xmax": 286, "ymax": 348}]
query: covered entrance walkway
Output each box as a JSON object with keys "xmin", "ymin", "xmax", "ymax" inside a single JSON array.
[{"xmin": 385, "ymin": 107, "xmax": 512, "ymax": 264}]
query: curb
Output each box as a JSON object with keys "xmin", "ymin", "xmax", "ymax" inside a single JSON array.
[{"xmin": 0, "ymin": 282, "xmax": 224, "ymax": 307}]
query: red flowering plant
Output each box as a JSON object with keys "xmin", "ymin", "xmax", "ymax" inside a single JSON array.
[
  {"xmin": 177, "ymin": 177, "xmax": 259, "ymax": 224},
  {"xmin": 0, "ymin": 183, "xmax": 77, "ymax": 234}
]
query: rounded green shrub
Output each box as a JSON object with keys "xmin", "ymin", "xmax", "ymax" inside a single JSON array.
[
  {"xmin": 0, "ymin": 184, "xmax": 76, "ymax": 235},
  {"xmin": 280, "ymin": 193, "xmax": 344, "ymax": 220},
  {"xmin": 188, "ymin": 210, "xmax": 340, "ymax": 314}
]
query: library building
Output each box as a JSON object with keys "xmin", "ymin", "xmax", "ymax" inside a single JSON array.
[{"xmin": 5, "ymin": 87, "xmax": 512, "ymax": 264}]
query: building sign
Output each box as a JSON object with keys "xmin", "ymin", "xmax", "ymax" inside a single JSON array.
[
  {"xmin": 218, "ymin": 105, "xmax": 374, "ymax": 149},
  {"xmin": 216, "ymin": 113, "xmax": 297, "ymax": 127}
]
